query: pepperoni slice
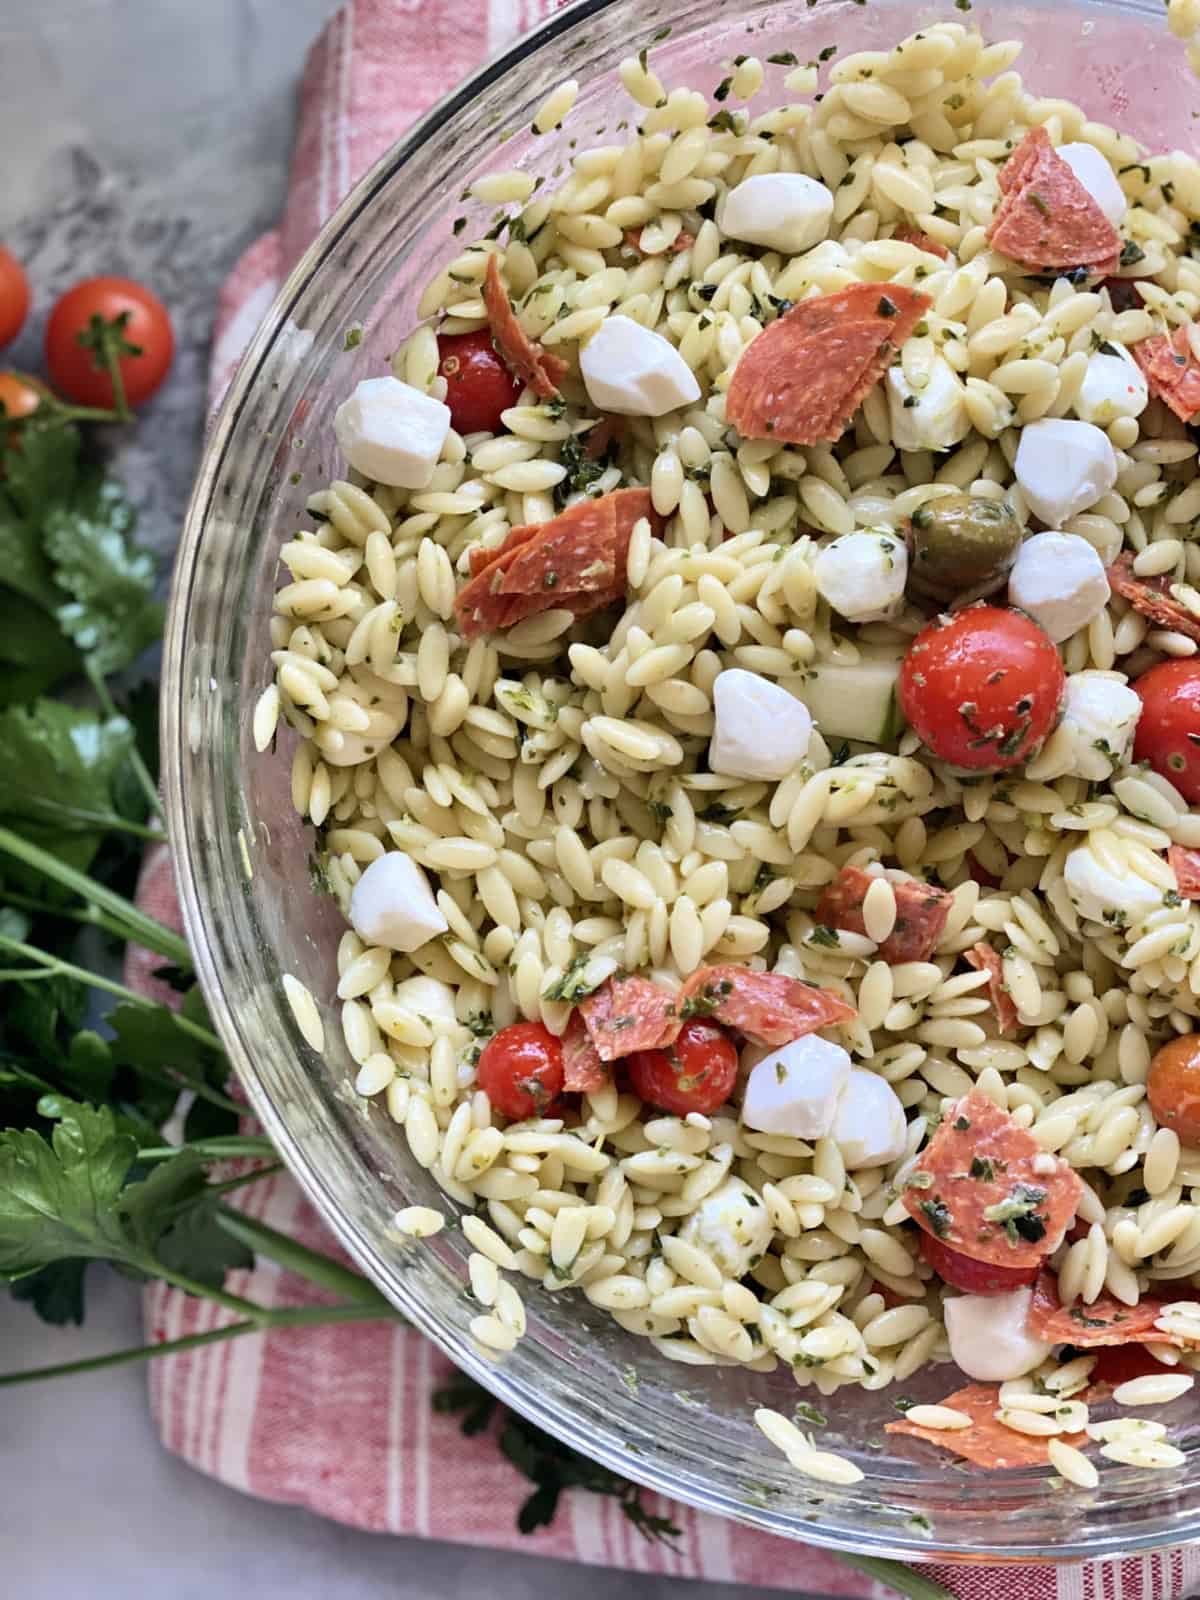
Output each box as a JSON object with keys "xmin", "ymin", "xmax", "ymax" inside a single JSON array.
[
  {"xmin": 986, "ymin": 127, "xmax": 1120, "ymax": 275},
  {"xmin": 467, "ymin": 521, "xmax": 541, "ymax": 579},
  {"xmin": 454, "ymin": 488, "xmax": 657, "ymax": 638},
  {"xmin": 1027, "ymin": 1271, "xmax": 1200, "ymax": 1349},
  {"xmin": 583, "ymin": 415, "xmax": 626, "ymax": 460},
  {"xmin": 483, "ymin": 253, "xmax": 568, "ymax": 400},
  {"xmin": 965, "ymin": 942, "xmax": 1019, "ymax": 1036},
  {"xmin": 1168, "ymin": 845, "xmax": 1200, "ymax": 900},
  {"xmin": 578, "ymin": 973, "xmax": 679, "ymax": 1063},
  {"xmin": 726, "ymin": 282, "xmax": 931, "ymax": 447},
  {"xmin": 902, "ymin": 1088, "xmax": 1082, "ymax": 1269},
  {"xmin": 562, "ymin": 1012, "xmax": 610, "ymax": 1093},
  {"xmin": 1133, "ymin": 326, "xmax": 1200, "ymax": 423},
  {"xmin": 676, "ymin": 963, "xmax": 855, "ymax": 1047},
  {"xmin": 623, "ymin": 227, "xmax": 695, "ymax": 257},
  {"xmin": 1107, "ymin": 551, "xmax": 1200, "ymax": 647},
  {"xmin": 815, "ymin": 865, "xmax": 953, "ymax": 964},
  {"xmin": 892, "ymin": 225, "xmax": 950, "ymax": 261},
  {"xmin": 886, "ymin": 1382, "xmax": 1088, "ymax": 1470}
]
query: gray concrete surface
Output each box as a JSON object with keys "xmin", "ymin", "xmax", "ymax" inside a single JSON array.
[{"xmin": 0, "ymin": 4, "xmax": 822, "ymax": 1595}]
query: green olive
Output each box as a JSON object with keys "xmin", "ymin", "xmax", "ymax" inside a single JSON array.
[{"xmin": 907, "ymin": 494, "xmax": 1025, "ymax": 606}]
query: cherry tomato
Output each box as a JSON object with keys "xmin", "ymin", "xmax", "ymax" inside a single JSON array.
[
  {"xmin": 1146, "ymin": 1034, "xmax": 1200, "ymax": 1147},
  {"xmin": 45, "ymin": 276, "xmax": 174, "ymax": 410},
  {"xmin": 1088, "ymin": 1344, "xmax": 1175, "ymax": 1388},
  {"xmin": 437, "ymin": 329, "xmax": 519, "ymax": 435},
  {"xmin": 1133, "ymin": 660, "xmax": 1200, "ymax": 805},
  {"xmin": 626, "ymin": 1020, "xmax": 739, "ymax": 1116},
  {"xmin": 899, "ymin": 604, "xmax": 1066, "ymax": 771},
  {"xmin": 918, "ymin": 1231, "xmax": 1039, "ymax": 1295},
  {"xmin": 0, "ymin": 249, "xmax": 30, "ymax": 349},
  {"xmin": 0, "ymin": 371, "xmax": 41, "ymax": 424},
  {"xmin": 476, "ymin": 1021, "xmax": 564, "ymax": 1120}
]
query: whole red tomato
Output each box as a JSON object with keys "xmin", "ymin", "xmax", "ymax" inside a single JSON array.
[
  {"xmin": 437, "ymin": 329, "xmax": 519, "ymax": 435},
  {"xmin": 1133, "ymin": 659, "xmax": 1200, "ymax": 804},
  {"xmin": 1146, "ymin": 1034, "xmax": 1200, "ymax": 1147},
  {"xmin": 626, "ymin": 1020, "xmax": 739, "ymax": 1116},
  {"xmin": 899, "ymin": 604, "xmax": 1065, "ymax": 770},
  {"xmin": 476, "ymin": 1021, "xmax": 564, "ymax": 1120},
  {"xmin": 45, "ymin": 276, "xmax": 174, "ymax": 412},
  {"xmin": 0, "ymin": 249, "xmax": 30, "ymax": 349},
  {"xmin": 918, "ymin": 1231, "xmax": 1038, "ymax": 1295}
]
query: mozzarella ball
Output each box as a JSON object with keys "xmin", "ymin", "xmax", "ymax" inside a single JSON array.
[
  {"xmin": 1059, "ymin": 671, "xmax": 1143, "ymax": 780},
  {"xmin": 1015, "ymin": 419, "xmax": 1118, "ymax": 527},
  {"xmin": 717, "ymin": 173, "xmax": 835, "ymax": 255},
  {"xmin": 1075, "ymin": 345, "xmax": 1149, "ymax": 426},
  {"xmin": 680, "ymin": 1176, "xmax": 773, "ymax": 1280},
  {"xmin": 333, "ymin": 377, "xmax": 451, "ymax": 489},
  {"xmin": 1057, "ymin": 142, "xmax": 1128, "ymax": 227},
  {"xmin": 830, "ymin": 1069, "xmax": 908, "ymax": 1169},
  {"xmin": 579, "ymin": 315, "xmax": 700, "ymax": 416},
  {"xmin": 349, "ymin": 853, "xmax": 448, "ymax": 953},
  {"xmin": 741, "ymin": 1035, "xmax": 852, "ymax": 1139},
  {"xmin": 887, "ymin": 355, "xmax": 970, "ymax": 453},
  {"xmin": 1007, "ymin": 531, "xmax": 1111, "ymax": 643},
  {"xmin": 813, "ymin": 530, "xmax": 908, "ymax": 623},
  {"xmin": 944, "ymin": 1288, "xmax": 1054, "ymax": 1383},
  {"xmin": 1063, "ymin": 832, "xmax": 1169, "ymax": 928},
  {"xmin": 709, "ymin": 669, "xmax": 813, "ymax": 782}
]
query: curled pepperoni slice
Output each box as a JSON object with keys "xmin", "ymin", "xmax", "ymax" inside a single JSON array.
[
  {"xmin": 562, "ymin": 1013, "xmax": 610, "ymax": 1093},
  {"xmin": 1133, "ymin": 326, "xmax": 1200, "ymax": 423},
  {"xmin": 815, "ymin": 865, "xmax": 953, "ymax": 964},
  {"xmin": 887, "ymin": 1382, "xmax": 1088, "ymax": 1470},
  {"xmin": 578, "ymin": 973, "xmax": 679, "ymax": 1063},
  {"xmin": 965, "ymin": 942, "xmax": 1019, "ymax": 1035},
  {"xmin": 1168, "ymin": 845, "xmax": 1200, "ymax": 901},
  {"xmin": 892, "ymin": 225, "xmax": 950, "ymax": 260},
  {"xmin": 986, "ymin": 127, "xmax": 1120, "ymax": 275},
  {"xmin": 902, "ymin": 1088, "xmax": 1082, "ymax": 1269},
  {"xmin": 675, "ymin": 963, "xmax": 855, "ymax": 1048},
  {"xmin": 483, "ymin": 254, "xmax": 568, "ymax": 400},
  {"xmin": 1027, "ymin": 1271, "xmax": 1200, "ymax": 1349},
  {"xmin": 1107, "ymin": 551, "xmax": 1200, "ymax": 647},
  {"xmin": 726, "ymin": 282, "xmax": 931, "ymax": 447}
]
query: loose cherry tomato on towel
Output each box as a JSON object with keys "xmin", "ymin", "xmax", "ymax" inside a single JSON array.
[
  {"xmin": 0, "ymin": 248, "xmax": 30, "ymax": 348},
  {"xmin": 899, "ymin": 603, "xmax": 1065, "ymax": 771},
  {"xmin": 46, "ymin": 276, "xmax": 174, "ymax": 413},
  {"xmin": 919, "ymin": 1231, "xmax": 1039, "ymax": 1296},
  {"xmin": 1133, "ymin": 660, "xmax": 1200, "ymax": 806},
  {"xmin": 476, "ymin": 1021, "xmax": 565, "ymax": 1120},
  {"xmin": 627, "ymin": 1020, "xmax": 739, "ymax": 1116},
  {"xmin": 437, "ymin": 329, "xmax": 520, "ymax": 436}
]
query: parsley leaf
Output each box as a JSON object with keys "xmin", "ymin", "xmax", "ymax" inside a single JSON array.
[{"xmin": 0, "ymin": 700, "xmax": 136, "ymax": 870}]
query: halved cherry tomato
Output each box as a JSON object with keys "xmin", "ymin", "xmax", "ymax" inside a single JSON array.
[
  {"xmin": 0, "ymin": 249, "xmax": 30, "ymax": 349},
  {"xmin": 626, "ymin": 1020, "xmax": 739, "ymax": 1116},
  {"xmin": 1133, "ymin": 660, "xmax": 1200, "ymax": 805},
  {"xmin": 918, "ymin": 1231, "xmax": 1039, "ymax": 1295},
  {"xmin": 437, "ymin": 329, "xmax": 520, "ymax": 436},
  {"xmin": 899, "ymin": 603, "xmax": 1066, "ymax": 771},
  {"xmin": 476, "ymin": 1021, "xmax": 564, "ymax": 1120},
  {"xmin": 1146, "ymin": 1034, "xmax": 1200, "ymax": 1147},
  {"xmin": 45, "ymin": 276, "xmax": 174, "ymax": 411}
]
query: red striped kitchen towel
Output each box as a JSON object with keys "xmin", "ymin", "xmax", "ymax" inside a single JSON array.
[{"xmin": 140, "ymin": 2, "xmax": 1199, "ymax": 1594}]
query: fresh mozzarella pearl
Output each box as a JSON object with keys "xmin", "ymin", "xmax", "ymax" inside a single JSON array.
[
  {"xmin": 1063, "ymin": 834, "xmax": 1167, "ymax": 927},
  {"xmin": 717, "ymin": 173, "xmax": 835, "ymax": 255},
  {"xmin": 741, "ymin": 1035, "xmax": 852, "ymax": 1139},
  {"xmin": 829, "ymin": 1069, "xmax": 908, "ymax": 1169},
  {"xmin": 709, "ymin": 669, "xmax": 813, "ymax": 781},
  {"xmin": 1014, "ymin": 418, "xmax": 1118, "ymax": 527},
  {"xmin": 813, "ymin": 530, "xmax": 908, "ymax": 623},
  {"xmin": 333, "ymin": 376, "xmax": 451, "ymax": 489},
  {"xmin": 680, "ymin": 1176, "xmax": 773, "ymax": 1279},
  {"xmin": 579, "ymin": 314, "xmax": 700, "ymax": 416},
  {"xmin": 886, "ymin": 355, "xmax": 970, "ymax": 453},
  {"xmin": 1007, "ymin": 531, "xmax": 1111, "ymax": 643},
  {"xmin": 1057, "ymin": 142, "xmax": 1128, "ymax": 227},
  {"xmin": 349, "ymin": 853, "xmax": 448, "ymax": 953},
  {"xmin": 1059, "ymin": 671, "xmax": 1143, "ymax": 780},
  {"xmin": 391, "ymin": 975, "xmax": 459, "ymax": 1028},
  {"xmin": 1076, "ymin": 345, "xmax": 1149, "ymax": 426},
  {"xmin": 944, "ymin": 1288, "xmax": 1053, "ymax": 1383}
]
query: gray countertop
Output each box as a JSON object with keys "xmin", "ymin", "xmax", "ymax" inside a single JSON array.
[{"xmin": 0, "ymin": 4, "xmax": 812, "ymax": 1595}]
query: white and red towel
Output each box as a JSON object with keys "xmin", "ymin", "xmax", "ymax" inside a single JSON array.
[{"xmin": 139, "ymin": 3, "xmax": 1199, "ymax": 1593}]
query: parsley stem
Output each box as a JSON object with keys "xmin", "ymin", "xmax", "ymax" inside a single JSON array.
[
  {"xmin": 1, "ymin": 888, "xmax": 163, "ymax": 948},
  {"xmin": 203, "ymin": 1162, "xmax": 284, "ymax": 1197},
  {"xmin": 0, "ymin": 826, "xmax": 191, "ymax": 967},
  {"xmin": 151, "ymin": 1269, "xmax": 268, "ymax": 1319},
  {"xmin": 85, "ymin": 663, "xmax": 162, "ymax": 820},
  {"xmin": 135, "ymin": 1135, "xmax": 276, "ymax": 1163},
  {"xmin": 3, "ymin": 800, "xmax": 160, "ymax": 841},
  {"xmin": 0, "ymin": 1303, "xmax": 395, "ymax": 1389},
  {"xmin": 215, "ymin": 1206, "xmax": 394, "ymax": 1309},
  {"xmin": 834, "ymin": 1555, "xmax": 953, "ymax": 1600}
]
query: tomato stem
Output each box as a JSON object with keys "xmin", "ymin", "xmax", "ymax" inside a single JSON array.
[{"xmin": 74, "ymin": 310, "xmax": 142, "ymax": 422}]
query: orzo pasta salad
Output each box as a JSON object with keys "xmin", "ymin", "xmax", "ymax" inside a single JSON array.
[{"xmin": 262, "ymin": 18, "xmax": 1200, "ymax": 1484}]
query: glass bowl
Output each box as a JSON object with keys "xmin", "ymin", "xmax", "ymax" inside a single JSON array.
[{"xmin": 164, "ymin": 0, "xmax": 1200, "ymax": 1564}]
